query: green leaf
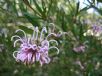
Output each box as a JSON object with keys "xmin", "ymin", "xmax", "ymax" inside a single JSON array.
[
  {"xmin": 19, "ymin": 1, "xmax": 27, "ymax": 12},
  {"xmin": 75, "ymin": 2, "xmax": 80, "ymax": 16},
  {"xmin": 33, "ymin": 0, "xmax": 43, "ymax": 15},
  {"xmin": 97, "ymin": 0, "xmax": 102, "ymax": 3},
  {"xmin": 19, "ymin": 2, "xmax": 40, "ymax": 26},
  {"xmin": 23, "ymin": 0, "xmax": 41, "ymax": 16},
  {"xmin": 12, "ymin": 0, "xmax": 18, "ymax": 16},
  {"xmin": 79, "ymin": 6, "xmax": 91, "ymax": 14},
  {"xmin": 92, "ymin": 5, "xmax": 102, "ymax": 15},
  {"xmin": 18, "ymin": 25, "xmax": 33, "ymax": 34},
  {"xmin": 23, "ymin": 12, "xmax": 41, "ymax": 26}
]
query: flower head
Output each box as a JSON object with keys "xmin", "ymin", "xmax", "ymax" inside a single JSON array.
[
  {"xmin": 11, "ymin": 27, "xmax": 59, "ymax": 66},
  {"xmin": 84, "ymin": 25, "xmax": 102, "ymax": 37},
  {"xmin": 92, "ymin": 25, "xmax": 102, "ymax": 32}
]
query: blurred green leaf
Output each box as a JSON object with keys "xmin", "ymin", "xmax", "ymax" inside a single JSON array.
[
  {"xmin": 79, "ymin": 6, "xmax": 91, "ymax": 14},
  {"xmin": 18, "ymin": 25, "xmax": 33, "ymax": 34},
  {"xmin": 33, "ymin": 0, "xmax": 44, "ymax": 16},
  {"xmin": 23, "ymin": 12, "xmax": 41, "ymax": 26},
  {"xmin": 92, "ymin": 5, "xmax": 102, "ymax": 15},
  {"xmin": 19, "ymin": 2, "xmax": 40, "ymax": 26},
  {"xmin": 23, "ymin": 0, "xmax": 40, "ymax": 16},
  {"xmin": 75, "ymin": 2, "xmax": 80, "ymax": 16},
  {"xmin": 97, "ymin": 0, "xmax": 102, "ymax": 3}
]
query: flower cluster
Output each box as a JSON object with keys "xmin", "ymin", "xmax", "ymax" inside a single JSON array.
[
  {"xmin": 92, "ymin": 25, "xmax": 102, "ymax": 36},
  {"xmin": 11, "ymin": 27, "xmax": 59, "ymax": 66},
  {"xmin": 84, "ymin": 25, "xmax": 102, "ymax": 37}
]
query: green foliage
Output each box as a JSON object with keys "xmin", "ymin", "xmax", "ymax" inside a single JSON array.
[{"xmin": 0, "ymin": 0, "xmax": 102, "ymax": 76}]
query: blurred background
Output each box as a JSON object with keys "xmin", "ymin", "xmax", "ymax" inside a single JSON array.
[{"xmin": 0, "ymin": 0, "xmax": 102, "ymax": 76}]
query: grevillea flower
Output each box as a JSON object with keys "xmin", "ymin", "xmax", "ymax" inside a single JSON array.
[
  {"xmin": 11, "ymin": 27, "xmax": 59, "ymax": 66},
  {"xmin": 73, "ymin": 41, "xmax": 88, "ymax": 53},
  {"xmin": 84, "ymin": 25, "xmax": 102, "ymax": 37},
  {"xmin": 92, "ymin": 25, "xmax": 102, "ymax": 32},
  {"xmin": 73, "ymin": 45, "xmax": 86, "ymax": 53},
  {"xmin": 92, "ymin": 25, "xmax": 102, "ymax": 36}
]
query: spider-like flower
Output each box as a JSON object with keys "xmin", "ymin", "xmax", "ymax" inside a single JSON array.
[{"xmin": 11, "ymin": 27, "xmax": 59, "ymax": 66}]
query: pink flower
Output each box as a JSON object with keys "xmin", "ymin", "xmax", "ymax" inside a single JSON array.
[
  {"xmin": 92, "ymin": 25, "xmax": 102, "ymax": 33},
  {"xmin": 73, "ymin": 45, "xmax": 86, "ymax": 53},
  {"xmin": 11, "ymin": 27, "xmax": 59, "ymax": 66}
]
